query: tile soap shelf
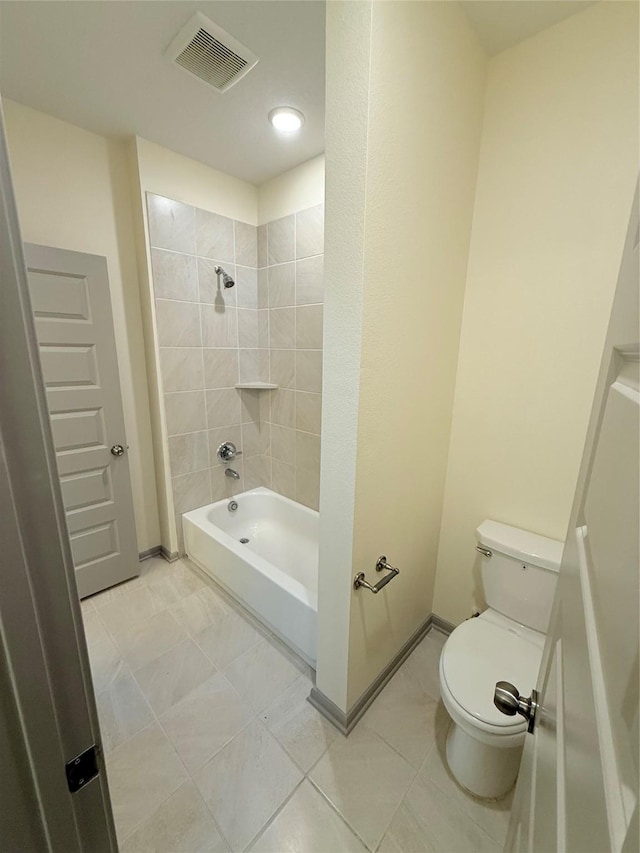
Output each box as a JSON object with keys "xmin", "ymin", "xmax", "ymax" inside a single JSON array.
[{"xmin": 235, "ymin": 382, "xmax": 278, "ymax": 390}]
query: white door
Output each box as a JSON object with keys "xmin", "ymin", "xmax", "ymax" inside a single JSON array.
[
  {"xmin": 24, "ymin": 243, "xmax": 139, "ymax": 598},
  {"xmin": 505, "ymin": 186, "xmax": 639, "ymax": 853},
  {"xmin": 0, "ymin": 98, "xmax": 115, "ymax": 850}
]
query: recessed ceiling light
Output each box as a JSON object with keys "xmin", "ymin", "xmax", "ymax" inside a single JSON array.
[{"xmin": 269, "ymin": 107, "xmax": 305, "ymax": 133}]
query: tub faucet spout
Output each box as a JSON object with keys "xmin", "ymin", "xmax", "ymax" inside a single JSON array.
[{"xmin": 225, "ymin": 468, "xmax": 240, "ymax": 480}]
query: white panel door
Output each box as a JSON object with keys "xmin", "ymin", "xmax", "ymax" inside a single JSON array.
[
  {"xmin": 24, "ymin": 243, "xmax": 139, "ymax": 598},
  {"xmin": 506, "ymin": 187, "xmax": 639, "ymax": 853},
  {"xmin": 1, "ymin": 101, "xmax": 115, "ymax": 849}
]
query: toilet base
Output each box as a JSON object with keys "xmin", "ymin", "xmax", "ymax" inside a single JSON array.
[{"xmin": 445, "ymin": 722, "xmax": 522, "ymax": 800}]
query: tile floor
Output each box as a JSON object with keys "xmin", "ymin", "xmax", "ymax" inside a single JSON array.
[{"xmin": 82, "ymin": 556, "xmax": 512, "ymax": 852}]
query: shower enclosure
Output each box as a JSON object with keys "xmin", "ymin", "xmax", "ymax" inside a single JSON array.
[{"xmin": 139, "ymin": 188, "xmax": 324, "ymax": 659}]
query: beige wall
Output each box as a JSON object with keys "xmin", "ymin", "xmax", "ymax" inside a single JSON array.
[
  {"xmin": 318, "ymin": 0, "xmax": 487, "ymax": 710},
  {"xmin": 136, "ymin": 137, "xmax": 258, "ymax": 225},
  {"xmin": 433, "ymin": 1, "xmax": 639, "ymax": 625},
  {"xmin": 258, "ymin": 155, "xmax": 325, "ymax": 225},
  {"xmin": 3, "ymin": 99, "xmax": 160, "ymax": 553},
  {"xmin": 346, "ymin": 0, "xmax": 488, "ymax": 706}
]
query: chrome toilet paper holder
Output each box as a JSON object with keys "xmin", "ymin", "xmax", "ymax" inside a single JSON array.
[{"xmin": 354, "ymin": 556, "xmax": 400, "ymax": 594}]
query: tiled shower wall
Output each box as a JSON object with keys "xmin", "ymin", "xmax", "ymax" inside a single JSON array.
[
  {"xmin": 147, "ymin": 192, "xmax": 270, "ymax": 549},
  {"xmin": 146, "ymin": 193, "xmax": 324, "ymax": 549},
  {"xmin": 259, "ymin": 204, "xmax": 324, "ymax": 510}
]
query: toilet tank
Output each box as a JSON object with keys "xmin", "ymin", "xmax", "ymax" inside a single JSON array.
[{"xmin": 477, "ymin": 520, "xmax": 564, "ymax": 633}]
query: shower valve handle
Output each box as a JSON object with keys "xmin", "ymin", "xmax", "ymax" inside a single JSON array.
[{"xmin": 217, "ymin": 441, "xmax": 242, "ymax": 462}]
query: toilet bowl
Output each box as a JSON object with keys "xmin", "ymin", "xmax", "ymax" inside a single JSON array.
[
  {"xmin": 439, "ymin": 610, "xmax": 544, "ymax": 798},
  {"xmin": 438, "ymin": 520, "xmax": 563, "ymax": 800}
]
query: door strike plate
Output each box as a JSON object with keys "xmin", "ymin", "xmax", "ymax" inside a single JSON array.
[{"xmin": 65, "ymin": 744, "xmax": 100, "ymax": 793}]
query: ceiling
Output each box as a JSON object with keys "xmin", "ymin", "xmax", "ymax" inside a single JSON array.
[
  {"xmin": 0, "ymin": 1, "xmax": 326, "ymax": 185},
  {"xmin": 0, "ymin": 1, "xmax": 596, "ymax": 186},
  {"xmin": 461, "ymin": 1, "xmax": 596, "ymax": 56}
]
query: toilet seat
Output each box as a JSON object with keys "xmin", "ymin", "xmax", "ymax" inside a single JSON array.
[{"xmin": 439, "ymin": 613, "xmax": 544, "ymax": 745}]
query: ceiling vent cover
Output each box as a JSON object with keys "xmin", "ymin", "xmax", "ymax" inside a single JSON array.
[{"xmin": 165, "ymin": 12, "xmax": 259, "ymax": 93}]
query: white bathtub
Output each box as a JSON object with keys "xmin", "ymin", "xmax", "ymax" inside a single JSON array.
[{"xmin": 182, "ymin": 487, "xmax": 318, "ymax": 665}]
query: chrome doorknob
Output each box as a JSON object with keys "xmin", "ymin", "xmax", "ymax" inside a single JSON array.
[
  {"xmin": 494, "ymin": 681, "xmax": 539, "ymax": 734},
  {"xmin": 110, "ymin": 444, "xmax": 125, "ymax": 457}
]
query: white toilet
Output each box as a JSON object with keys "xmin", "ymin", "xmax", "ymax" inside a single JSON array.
[{"xmin": 438, "ymin": 520, "xmax": 563, "ymax": 800}]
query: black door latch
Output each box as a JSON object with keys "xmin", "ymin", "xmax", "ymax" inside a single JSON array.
[{"xmin": 65, "ymin": 744, "xmax": 99, "ymax": 793}]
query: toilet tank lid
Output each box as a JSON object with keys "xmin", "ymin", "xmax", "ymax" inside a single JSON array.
[{"xmin": 476, "ymin": 520, "xmax": 564, "ymax": 572}]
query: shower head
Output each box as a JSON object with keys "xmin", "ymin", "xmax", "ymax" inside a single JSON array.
[{"xmin": 214, "ymin": 265, "xmax": 235, "ymax": 288}]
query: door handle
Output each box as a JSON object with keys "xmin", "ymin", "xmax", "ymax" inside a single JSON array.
[
  {"xmin": 110, "ymin": 444, "xmax": 126, "ymax": 457},
  {"xmin": 494, "ymin": 681, "xmax": 539, "ymax": 734}
]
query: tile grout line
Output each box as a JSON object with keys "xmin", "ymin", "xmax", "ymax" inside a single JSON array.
[
  {"xmin": 242, "ymin": 774, "xmax": 308, "ymax": 852},
  {"xmin": 133, "ymin": 711, "xmax": 231, "ymax": 851},
  {"xmin": 410, "ymin": 723, "xmax": 510, "ymax": 847},
  {"xmin": 364, "ymin": 726, "xmax": 422, "ymax": 852},
  {"xmin": 153, "ymin": 689, "xmax": 254, "ymax": 853},
  {"xmin": 304, "ymin": 775, "xmax": 376, "ymax": 852},
  {"xmin": 233, "ymin": 705, "xmax": 340, "ymax": 851},
  {"xmin": 111, "ymin": 720, "xmax": 184, "ymax": 848},
  {"xmin": 183, "ymin": 615, "xmax": 265, "ymax": 680},
  {"xmin": 371, "ymin": 738, "xmax": 439, "ymax": 852}
]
